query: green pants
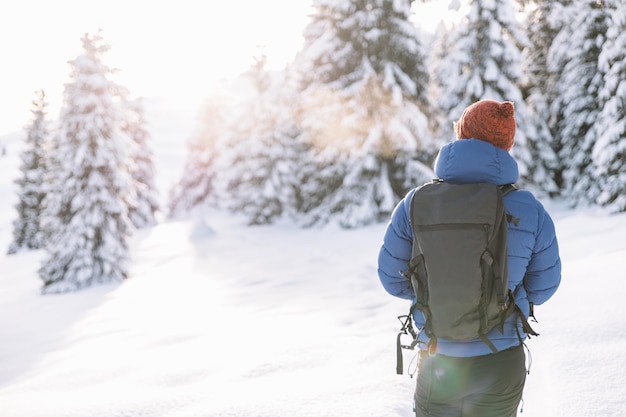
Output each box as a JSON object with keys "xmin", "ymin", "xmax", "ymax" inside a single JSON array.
[{"xmin": 415, "ymin": 345, "xmax": 526, "ymax": 417}]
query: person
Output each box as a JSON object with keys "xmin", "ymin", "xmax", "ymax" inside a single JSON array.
[{"xmin": 377, "ymin": 99, "xmax": 562, "ymax": 417}]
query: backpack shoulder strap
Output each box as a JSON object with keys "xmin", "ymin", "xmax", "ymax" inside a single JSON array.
[
  {"xmin": 500, "ymin": 183, "xmax": 517, "ymax": 196},
  {"xmin": 499, "ymin": 184, "xmax": 519, "ymax": 225}
]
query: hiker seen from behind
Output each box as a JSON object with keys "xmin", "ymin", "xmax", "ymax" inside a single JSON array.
[{"xmin": 377, "ymin": 100, "xmax": 561, "ymax": 417}]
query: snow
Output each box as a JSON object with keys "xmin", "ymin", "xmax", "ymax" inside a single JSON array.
[{"xmin": 1, "ymin": 106, "xmax": 626, "ymax": 416}]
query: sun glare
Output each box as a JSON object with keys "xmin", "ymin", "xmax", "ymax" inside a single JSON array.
[
  {"xmin": 1, "ymin": 1, "xmax": 458, "ymax": 137},
  {"xmin": 0, "ymin": 1, "xmax": 313, "ymax": 136}
]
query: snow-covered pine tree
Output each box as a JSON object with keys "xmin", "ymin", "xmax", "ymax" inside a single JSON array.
[
  {"xmin": 123, "ymin": 98, "xmax": 159, "ymax": 228},
  {"xmin": 593, "ymin": 0, "xmax": 626, "ymax": 212},
  {"xmin": 430, "ymin": 0, "xmax": 548, "ymax": 188},
  {"xmin": 219, "ymin": 55, "xmax": 307, "ymax": 225},
  {"xmin": 549, "ymin": 0, "xmax": 611, "ymax": 206},
  {"xmin": 299, "ymin": 76, "xmax": 434, "ymax": 227},
  {"xmin": 7, "ymin": 89, "xmax": 49, "ymax": 254},
  {"xmin": 519, "ymin": 0, "xmax": 568, "ymax": 195},
  {"xmin": 294, "ymin": 0, "xmax": 434, "ymax": 228},
  {"xmin": 521, "ymin": 0, "xmax": 573, "ymax": 106},
  {"xmin": 39, "ymin": 31, "xmax": 134, "ymax": 294},
  {"xmin": 168, "ymin": 98, "xmax": 224, "ymax": 218}
]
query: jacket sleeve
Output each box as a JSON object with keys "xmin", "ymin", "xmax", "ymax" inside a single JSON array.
[
  {"xmin": 377, "ymin": 190, "xmax": 415, "ymax": 300},
  {"xmin": 524, "ymin": 204, "xmax": 562, "ymax": 305}
]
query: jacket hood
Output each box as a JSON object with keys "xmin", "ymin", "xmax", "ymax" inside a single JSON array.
[{"xmin": 434, "ymin": 139, "xmax": 519, "ymax": 185}]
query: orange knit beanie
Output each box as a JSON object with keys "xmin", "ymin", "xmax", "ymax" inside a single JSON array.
[{"xmin": 454, "ymin": 100, "xmax": 516, "ymax": 151}]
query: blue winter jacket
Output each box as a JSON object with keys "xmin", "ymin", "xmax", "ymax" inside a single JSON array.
[{"xmin": 377, "ymin": 139, "xmax": 561, "ymax": 357}]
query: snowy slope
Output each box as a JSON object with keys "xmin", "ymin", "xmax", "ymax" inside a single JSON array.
[{"xmin": 1, "ymin": 115, "xmax": 625, "ymax": 416}]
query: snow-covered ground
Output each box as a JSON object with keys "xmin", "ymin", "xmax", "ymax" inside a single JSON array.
[{"xmin": 1, "ymin": 109, "xmax": 625, "ymax": 417}]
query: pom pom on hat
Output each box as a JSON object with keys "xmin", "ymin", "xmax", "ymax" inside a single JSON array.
[{"xmin": 454, "ymin": 100, "xmax": 516, "ymax": 151}]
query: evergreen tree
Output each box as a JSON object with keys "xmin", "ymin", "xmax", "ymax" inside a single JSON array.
[
  {"xmin": 124, "ymin": 98, "xmax": 159, "ymax": 228},
  {"xmin": 220, "ymin": 56, "xmax": 307, "ymax": 225},
  {"xmin": 299, "ymin": 76, "xmax": 434, "ymax": 227},
  {"xmin": 519, "ymin": 0, "xmax": 570, "ymax": 194},
  {"xmin": 168, "ymin": 98, "xmax": 224, "ymax": 217},
  {"xmin": 299, "ymin": 0, "xmax": 430, "ymax": 101},
  {"xmin": 521, "ymin": 0, "xmax": 572, "ymax": 103},
  {"xmin": 431, "ymin": 0, "xmax": 549, "ymax": 187},
  {"xmin": 7, "ymin": 89, "xmax": 49, "ymax": 254},
  {"xmin": 39, "ymin": 31, "xmax": 133, "ymax": 294},
  {"xmin": 543, "ymin": 1, "xmax": 576, "ymax": 192},
  {"xmin": 593, "ymin": 0, "xmax": 626, "ymax": 212},
  {"xmin": 294, "ymin": 0, "xmax": 434, "ymax": 227},
  {"xmin": 549, "ymin": 0, "xmax": 610, "ymax": 206}
]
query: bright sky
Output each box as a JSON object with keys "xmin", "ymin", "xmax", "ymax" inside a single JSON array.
[
  {"xmin": 0, "ymin": 0, "xmax": 453, "ymax": 136},
  {"xmin": 0, "ymin": 0, "xmax": 315, "ymax": 135}
]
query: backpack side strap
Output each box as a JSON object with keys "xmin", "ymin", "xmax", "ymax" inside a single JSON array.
[{"xmin": 516, "ymin": 304, "xmax": 540, "ymax": 337}]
